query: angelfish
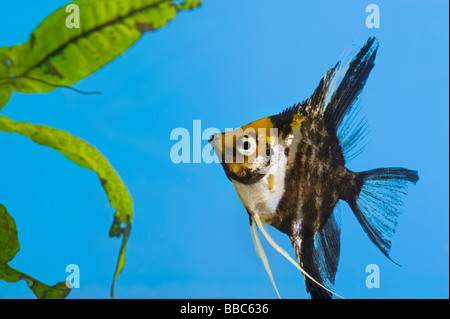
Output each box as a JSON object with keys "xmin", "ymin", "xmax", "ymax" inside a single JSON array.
[{"xmin": 208, "ymin": 38, "xmax": 419, "ymax": 299}]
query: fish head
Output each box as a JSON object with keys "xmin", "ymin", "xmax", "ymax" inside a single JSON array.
[
  {"xmin": 209, "ymin": 112, "xmax": 301, "ymax": 223},
  {"xmin": 209, "ymin": 116, "xmax": 279, "ymax": 184}
]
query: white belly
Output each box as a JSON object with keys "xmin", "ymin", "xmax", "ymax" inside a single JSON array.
[{"xmin": 232, "ymin": 143, "xmax": 288, "ymax": 222}]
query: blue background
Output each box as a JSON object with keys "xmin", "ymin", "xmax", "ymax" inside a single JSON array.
[{"xmin": 0, "ymin": 0, "xmax": 448, "ymax": 298}]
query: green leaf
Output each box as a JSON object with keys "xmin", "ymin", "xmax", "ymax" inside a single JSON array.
[
  {"xmin": 0, "ymin": 116, "xmax": 133, "ymax": 298},
  {"xmin": 0, "ymin": 0, "xmax": 202, "ymax": 109},
  {"xmin": 0, "ymin": 88, "xmax": 11, "ymax": 111},
  {"xmin": 0, "ymin": 204, "xmax": 71, "ymax": 299},
  {"xmin": 0, "ymin": 265, "xmax": 71, "ymax": 299},
  {"xmin": 0, "ymin": 204, "xmax": 20, "ymax": 264}
]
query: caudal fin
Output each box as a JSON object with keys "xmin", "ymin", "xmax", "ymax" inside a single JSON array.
[{"xmin": 348, "ymin": 168, "xmax": 419, "ymax": 261}]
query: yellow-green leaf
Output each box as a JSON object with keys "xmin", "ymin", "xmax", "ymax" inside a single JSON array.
[
  {"xmin": 0, "ymin": 116, "xmax": 133, "ymax": 298},
  {"xmin": 0, "ymin": 204, "xmax": 20, "ymax": 264},
  {"xmin": 0, "ymin": 265, "xmax": 71, "ymax": 299},
  {"xmin": 0, "ymin": 204, "xmax": 71, "ymax": 299},
  {"xmin": 0, "ymin": 88, "xmax": 11, "ymax": 111},
  {"xmin": 0, "ymin": 0, "xmax": 201, "ymax": 109}
]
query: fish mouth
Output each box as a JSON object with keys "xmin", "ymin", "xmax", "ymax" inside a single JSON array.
[
  {"xmin": 209, "ymin": 134, "xmax": 233, "ymax": 181},
  {"xmin": 208, "ymin": 133, "xmax": 223, "ymax": 158}
]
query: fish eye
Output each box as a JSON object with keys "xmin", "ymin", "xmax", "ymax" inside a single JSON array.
[{"xmin": 236, "ymin": 135, "xmax": 257, "ymax": 156}]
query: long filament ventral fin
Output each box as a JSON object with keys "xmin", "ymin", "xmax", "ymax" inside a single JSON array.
[
  {"xmin": 253, "ymin": 214, "xmax": 345, "ymax": 299},
  {"xmin": 250, "ymin": 219, "xmax": 281, "ymax": 299}
]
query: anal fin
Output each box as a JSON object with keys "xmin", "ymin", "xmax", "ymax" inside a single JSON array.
[
  {"xmin": 253, "ymin": 214, "xmax": 344, "ymax": 299},
  {"xmin": 290, "ymin": 212, "xmax": 341, "ymax": 299}
]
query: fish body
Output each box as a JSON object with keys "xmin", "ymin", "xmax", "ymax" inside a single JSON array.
[{"xmin": 209, "ymin": 38, "xmax": 419, "ymax": 299}]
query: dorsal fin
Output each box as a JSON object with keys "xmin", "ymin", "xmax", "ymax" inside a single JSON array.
[
  {"xmin": 279, "ymin": 63, "xmax": 339, "ymax": 116},
  {"xmin": 279, "ymin": 100, "xmax": 306, "ymax": 115},
  {"xmin": 280, "ymin": 37, "xmax": 378, "ymax": 162},
  {"xmin": 324, "ymin": 37, "xmax": 378, "ymax": 133}
]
